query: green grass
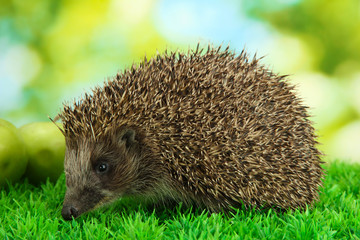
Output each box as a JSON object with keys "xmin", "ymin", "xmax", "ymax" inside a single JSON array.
[{"xmin": 1, "ymin": 161, "xmax": 360, "ymax": 239}]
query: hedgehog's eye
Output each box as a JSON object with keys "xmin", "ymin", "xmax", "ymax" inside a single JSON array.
[{"xmin": 96, "ymin": 163, "xmax": 109, "ymax": 174}]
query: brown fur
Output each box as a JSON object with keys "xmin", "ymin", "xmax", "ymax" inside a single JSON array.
[{"xmin": 58, "ymin": 45, "xmax": 324, "ymax": 219}]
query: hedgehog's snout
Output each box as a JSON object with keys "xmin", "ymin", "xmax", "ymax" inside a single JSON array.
[
  {"xmin": 61, "ymin": 184, "xmax": 106, "ymax": 221},
  {"xmin": 62, "ymin": 205, "xmax": 79, "ymax": 220}
]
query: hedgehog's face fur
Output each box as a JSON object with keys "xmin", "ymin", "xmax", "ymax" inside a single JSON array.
[{"xmin": 61, "ymin": 127, "xmax": 153, "ymax": 220}]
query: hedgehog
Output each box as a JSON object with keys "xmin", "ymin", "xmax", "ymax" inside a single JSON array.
[{"xmin": 54, "ymin": 45, "xmax": 324, "ymax": 220}]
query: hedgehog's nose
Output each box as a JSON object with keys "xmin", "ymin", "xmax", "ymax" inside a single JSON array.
[{"xmin": 62, "ymin": 205, "xmax": 79, "ymax": 220}]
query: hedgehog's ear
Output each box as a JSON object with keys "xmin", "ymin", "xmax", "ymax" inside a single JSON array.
[{"xmin": 119, "ymin": 128, "xmax": 137, "ymax": 149}]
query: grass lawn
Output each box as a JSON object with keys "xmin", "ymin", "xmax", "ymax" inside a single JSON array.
[{"xmin": 1, "ymin": 160, "xmax": 359, "ymax": 239}]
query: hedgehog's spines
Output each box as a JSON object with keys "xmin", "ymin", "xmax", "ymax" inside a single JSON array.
[
  {"xmin": 49, "ymin": 115, "xmax": 65, "ymax": 136},
  {"xmin": 215, "ymin": 44, "xmax": 222, "ymax": 54}
]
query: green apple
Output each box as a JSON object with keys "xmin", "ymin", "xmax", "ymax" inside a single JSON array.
[
  {"xmin": 0, "ymin": 119, "xmax": 28, "ymax": 187},
  {"xmin": 19, "ymin": 122, "xmax": 65, "ymax": 184},
  {"xmin": 0, "ymin": 119, "xmax": 17, "ymax": 131}
]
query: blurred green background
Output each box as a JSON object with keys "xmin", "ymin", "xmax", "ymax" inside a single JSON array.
[{"xmin": 0, "ymin": 0, "xmax": 359, "ymax": 163}]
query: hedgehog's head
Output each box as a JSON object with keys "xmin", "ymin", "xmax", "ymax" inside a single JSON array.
[{"xmin": 59, "ymin": 126, "xmax": 157, "ymax": 220}]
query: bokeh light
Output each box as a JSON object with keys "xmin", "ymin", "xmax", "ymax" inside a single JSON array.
[{"xmin": 0, "ymin": 0, "xmax": 359, "ymax": 162}]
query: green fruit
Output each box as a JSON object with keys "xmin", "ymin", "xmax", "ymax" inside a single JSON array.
[
  {"xmin": 0, "ymin": 119, "xmax": 17, "ymax": 131},
  {"xmin": 19, "ymin": 122, "xmax": 65, "ymax": 184},
  {"xmin": 0, "ymin": 119, "xmax": 27, "ymax": 187}
]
